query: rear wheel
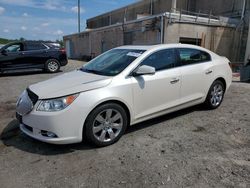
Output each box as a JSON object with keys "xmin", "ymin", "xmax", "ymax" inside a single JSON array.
[
  {"xmin": 84, "ymin": 103, "xmax": 128, "ymax": 147},
  {"xmin": 45, "ymin": 59, "xmax": 60, "ymax": 73},
  {"xmin": 205, "ymin": 80, "xmax": 225, "ymax": 109}
]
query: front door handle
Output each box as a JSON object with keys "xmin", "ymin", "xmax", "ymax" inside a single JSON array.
[
  {"xmin": 170, "ymin": 78, "xmax": 180, "ymax": 84},
  {"xmin": 205, "ymin": 70, "xmax": 213, "ymax": 74}
]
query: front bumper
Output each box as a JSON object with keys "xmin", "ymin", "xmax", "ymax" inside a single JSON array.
[
  {"xmin": 17, "ymin": 95, "xmax": 90, "ymax": 145},
  {"xmin": 19, "ymin": 123, "xmax": 80, "ymax": 144}
]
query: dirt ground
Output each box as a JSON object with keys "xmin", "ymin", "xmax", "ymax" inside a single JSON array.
[{"xmin": 0, "ymin": 60, "xmax": 250, "ymax": 188}]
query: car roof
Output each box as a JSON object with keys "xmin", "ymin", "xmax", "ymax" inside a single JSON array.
[
  {"xmin": 24, "ymin": 41, "xmax": 44, "ymax": 44},
  {"xmin": 115, "ymin": 45, "xmax": 155, "ymax": 50},
  {"xmin": 4, "ymin": 41, "xmax": 42, "ymax": 45},
  {"xmin": 116, "ymin": 43, "xmax": 214, "ymax": 53}
]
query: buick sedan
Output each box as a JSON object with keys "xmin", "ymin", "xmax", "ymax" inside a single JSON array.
[{"xmin": 16, "ymin": 44, "xmax": 232, "ymax": 146}]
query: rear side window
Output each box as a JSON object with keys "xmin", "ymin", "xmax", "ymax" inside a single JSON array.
[
  {"xmin": 141, "ymin": 49, "xmax": 176, "ymax": 71},
  {"xmin": 26, "ymin": 43, "xmax": 47, "ymax": 51},
  {"xmin": 177, "ymin": 48, "xmax": 211, "ymax": 66}
]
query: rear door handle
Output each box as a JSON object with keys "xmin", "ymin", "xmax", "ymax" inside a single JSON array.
[
  {"xmin": 205, "ymin": 70, "xmax": 213, "ymax": 74},
  {"xmin": 170, "ymin": 78, "xmax": 180, "ymax": 84}
]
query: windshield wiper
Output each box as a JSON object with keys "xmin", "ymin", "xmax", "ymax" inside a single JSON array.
[{"xmin": 80, "ymin": 67, "xmax": 104, "ymax": 75}]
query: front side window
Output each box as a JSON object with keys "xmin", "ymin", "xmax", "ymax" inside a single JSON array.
[
  {"xmin": 81, "ymin": 49, "xmax": 145, "ymax": 76},
  {"xmin": 178, "ymin": 48, "xmax": 211, "ymax": 66},
  {"xmin": 140, "ymin": 49, "xmax": 176, "ymax": 71},
  {"xmin": 5, "ymin": 43, "xmax": 23, "ymax": 52}
]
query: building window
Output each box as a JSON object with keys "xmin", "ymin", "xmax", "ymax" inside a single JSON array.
[{"xmin": 179, "ymin": 37, "xmax": 201, "ymax": 46}]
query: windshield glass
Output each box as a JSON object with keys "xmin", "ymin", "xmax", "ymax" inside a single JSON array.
[{"xmin": 81, "ymin": 49, "xmax": 145, "ymax": 76}]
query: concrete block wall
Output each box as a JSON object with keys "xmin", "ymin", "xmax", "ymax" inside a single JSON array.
[
  {"xmin": 65, "ymin": 17, "xmax": 236, "ymax": 61},
  {"xmin": 123, "ymin": 21, "xmax": 161, "ymax": 45},
  {"xmin": 65, "ymin": 0, "xmax": 248, "ymax": 63},
  {"xmin": 64, "ymin": 33, "xmax": 90, "ymax": 59},
  {"xmin": 164, "ymin": 19, "xmax": 237, "ymax": 61},
  {"xmin": 86, "ymin": 0, "xmax": 247, "ymax": 29},
  {"xmin": 87, "ymin": 0, "xmax": 173, "ymax": 29},
  {"xmin": 89, "ymin": 26, "xmax": 124, "ymax": 57},
  {"xmin": 64, "ymin": 26, "xmax": 124, "ymax": 59},
  {"xmin": 195, "ymin": 0, "xmax": 235, "ymax": 14}
]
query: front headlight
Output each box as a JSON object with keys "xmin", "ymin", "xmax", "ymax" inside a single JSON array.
[{"xmin": 37, "ymin": 94, "xmax": 79, "ymax": 112}]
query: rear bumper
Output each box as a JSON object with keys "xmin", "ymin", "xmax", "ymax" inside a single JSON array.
[{"xmin": 60, "ymin": 59, "xmax": 68, "ymax": 66}]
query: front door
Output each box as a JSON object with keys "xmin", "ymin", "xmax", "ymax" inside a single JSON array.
[
  {"xmin": 131, "ymin": 49, "xmax": 181, "ymax": 120},
  {"xmin": 0, "ymin": 43, "xmax": 25, "ymax": 70}
]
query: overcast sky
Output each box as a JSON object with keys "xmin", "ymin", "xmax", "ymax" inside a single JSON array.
[{"xmin": 0, "ymin": 0, "xmax": 137, "ymax": 41}]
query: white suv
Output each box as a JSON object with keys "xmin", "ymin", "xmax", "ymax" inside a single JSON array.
[{"xmin": 16, "ymin": 44, "xmax": 232, "ymax": 146}]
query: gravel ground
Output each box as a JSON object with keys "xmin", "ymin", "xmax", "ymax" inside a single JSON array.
[{"xmin": 0, "ymin": 60, "xmax": 250, "ymax": 188}]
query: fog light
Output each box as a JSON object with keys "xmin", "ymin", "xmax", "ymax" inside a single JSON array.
[
  {"xmin": 47, "ymin": 132, "xmax": 56, "ymax": 138},
  {"xmin": 41, "ymin": 130, "xmax": 57, "ymax": 138}
]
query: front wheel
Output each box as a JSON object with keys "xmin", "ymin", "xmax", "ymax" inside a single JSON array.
[
  {"xmin": 45, "ymin": 59, "xmax": 60, "ymax": 73},
  {"xmin": 84, "ymin": 103, "xmax": 128, "ymax": 147},
  {"xmin": 205, "ymin": 80, "xmax": 225, "ymax": 109}
]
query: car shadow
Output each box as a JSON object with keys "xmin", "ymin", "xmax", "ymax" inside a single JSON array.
[
  {"xmin": 0, "ymin": 120, "xmax": 93, "ymax": 155},
  {"xmin": 0, "ymin": 69, "xmax": 63, "ymax": 77},
  {"xmin": 0, "ymin": 104, "xmax": 207, "ymax": 155}
]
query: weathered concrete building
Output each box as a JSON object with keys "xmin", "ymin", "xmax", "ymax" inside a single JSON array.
[{"xmin": 63, "ymin": 0, "xmax": 250, "ymax": 63}]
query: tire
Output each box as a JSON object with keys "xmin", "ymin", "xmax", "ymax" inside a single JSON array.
[
  {"xmin": 45, "ymin": 59, "xmax": 60, "ymax": 73},
  {"xmin": 205, "ymin": 80, "xmax": 225, "ymax": 109},
  {"xmin": 84, "ymin": 103, "xmax": 128, "ymax": 147}
]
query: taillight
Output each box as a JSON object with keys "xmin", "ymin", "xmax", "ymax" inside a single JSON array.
[{"xmin": 60, "ymin": 48, "xmax": 66, "ymax": 54}]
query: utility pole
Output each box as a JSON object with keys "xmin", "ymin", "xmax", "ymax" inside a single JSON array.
[
  {"xmin": 78, "ymin": 0, "xmax": 81, "ymax": 33},
  {"xmin": 171, "ymin": 0, "xmax": 177, "ymax": 12},
  {"xmin": 241, "ymin": 0, "xmax": 246, "ymax": 20}
]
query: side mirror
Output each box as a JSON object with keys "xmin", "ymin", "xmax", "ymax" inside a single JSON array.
[
  {"xmin": 132, "ymin": 65, "xmax": 156, "ymax": 76},
  {"xmin": 1, "ymin": 49, "xmax": 7, "ymax": 55}
]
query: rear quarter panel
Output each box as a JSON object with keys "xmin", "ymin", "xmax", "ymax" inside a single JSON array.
[
  {"xmin": 46, "ymin": 50, "xmax": 68, "ymax": 66},
  {"xmin": 212, "ymin": 56, "xmax": 232, "ymax": 91}
]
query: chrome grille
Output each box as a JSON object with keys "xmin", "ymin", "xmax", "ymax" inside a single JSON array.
[{"xmin": 16, "ymin": 90, "xmax": 34, "ymax": 116}]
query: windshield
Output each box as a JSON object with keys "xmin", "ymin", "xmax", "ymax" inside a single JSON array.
[{"xmin": 81, "ymin": 49, "xmax": 145, "ymax": 76}]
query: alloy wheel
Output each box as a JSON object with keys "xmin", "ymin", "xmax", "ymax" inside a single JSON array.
[
  {"xmin": 210, "ymin": 84, "xmax": 224, "ymax": 107},
  {"xmin": 92, "ymin": 109, "xmax": 123, "ymax": 142},
  {"xmin": 48, "ymin": 61, "xmax": 59, "ymax": 72}
]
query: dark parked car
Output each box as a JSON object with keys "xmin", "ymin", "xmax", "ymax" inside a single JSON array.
[
  {"xmin": 0, "ymin": 41, "xmax": 68, "ymax": 73},
  {"xmin": 240, "ymin": 55, "xmax": 250, "ymax": 82}
]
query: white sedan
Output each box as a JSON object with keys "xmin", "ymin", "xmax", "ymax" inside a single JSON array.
[{"xmin": 16, "ymin": 44, "xmax": 232, "ymax": 146}]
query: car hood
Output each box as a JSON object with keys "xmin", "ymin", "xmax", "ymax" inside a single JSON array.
[{"xmin": 29, "ymin": 70, "xmax": 112, "ymax": 99}]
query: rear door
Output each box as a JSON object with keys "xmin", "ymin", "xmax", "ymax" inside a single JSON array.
[
  {"xmin": 131, "ymin": 48, "xmax": 181, "ymax": 120},
  {"xmin": 22, "ymin": 43, "xmax": 48, "ymax": 68},
  {"xmin": 176, "ymin": 48, "xmax": 214, "ymax": 104}
]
